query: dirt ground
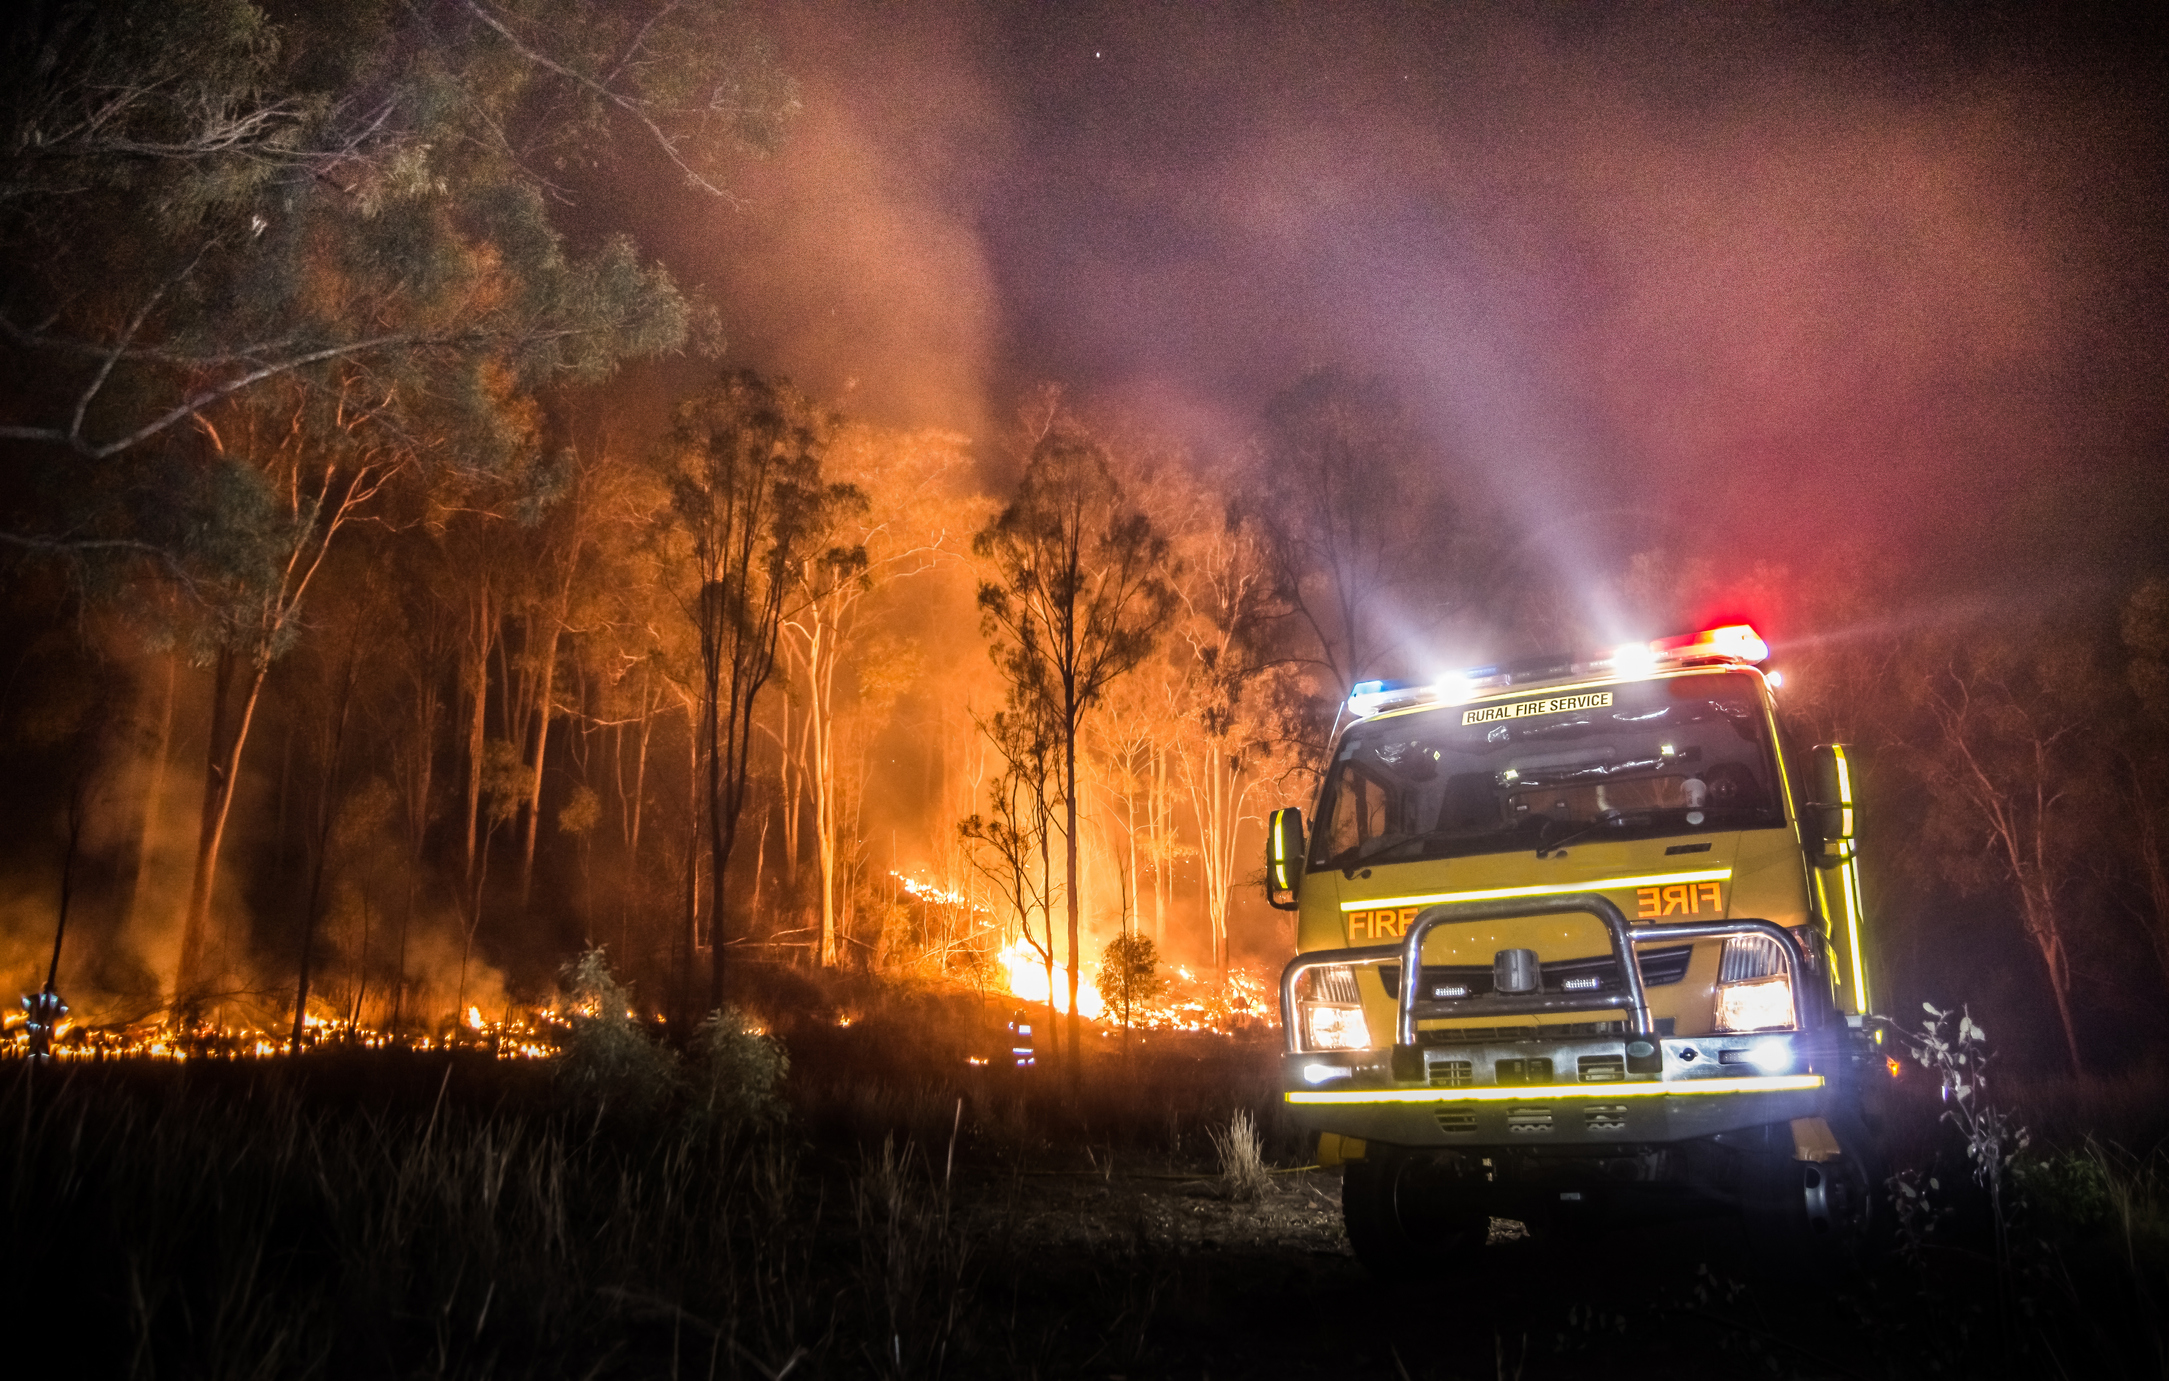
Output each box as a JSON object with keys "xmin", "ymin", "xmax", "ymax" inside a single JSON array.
[{"xmin": 941, "ymin": 1160, "xmax": 1847, "ymax": 1381}]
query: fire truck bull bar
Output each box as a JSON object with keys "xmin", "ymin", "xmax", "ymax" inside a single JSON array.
[{"xmin": 1278, "ymin": 893, "xmax": 1813, "ymax": 1053}]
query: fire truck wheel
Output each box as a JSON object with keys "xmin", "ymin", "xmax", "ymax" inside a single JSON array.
[
  {"xmin": 1341, "ymin": 1151, "xmax": 1487, "ymax": 1277},
  {"xmin": 1740, "ymin": 1125, "xmax": 1882, "ymax": 1272}
]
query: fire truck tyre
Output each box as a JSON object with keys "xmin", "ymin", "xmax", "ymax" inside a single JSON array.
[
  {"xmin": 1741, "ymin": 1148, "xmax": 1877, "ymax": 1273},
  {"xmin": 1341, "ymin": 1153, "xmax": 1487, "ymax": 1278}
]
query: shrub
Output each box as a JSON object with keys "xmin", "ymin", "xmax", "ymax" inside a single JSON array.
[
  {"xmin": 1095, "ymin": 930, "xmax": 1164, "ymax": 1020},
  {"xmin": 689, "ymin": 1003, "xmax": 790, "ymax": 1129},
  {"xmin": 556, "ymin": 947, "xmax": 680, "ymax": 1116}
]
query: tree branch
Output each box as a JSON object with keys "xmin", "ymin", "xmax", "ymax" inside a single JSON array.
[{"xmin": 461, "ymin": 0, "xmax": 736, "ymax": 202}]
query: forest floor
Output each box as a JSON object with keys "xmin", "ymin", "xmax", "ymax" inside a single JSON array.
[{"xmin": 7, "ymin": 989, "xmax": 2167, "ymax": 1379}]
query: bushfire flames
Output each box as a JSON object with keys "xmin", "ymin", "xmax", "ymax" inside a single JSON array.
[
  {"xmin": 6, "ymin": 881, "xmax": 1275, "ymax": 1058},
  {"xmin": 998, "ymin": 933, "xmax": 1106, "ymax": 1018},
  {"xmin": 2, "ymin": 1007, "xmax": 563, "ymax": 1062},
  {"xmin": 992, "ymin": 933, "xmax": 1274, "ymax": 1035}
]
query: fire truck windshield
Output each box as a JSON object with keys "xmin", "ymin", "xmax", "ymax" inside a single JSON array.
[{"xmin": 1310, "ymin": 671, "xmax": 1784, "ymax": 871}]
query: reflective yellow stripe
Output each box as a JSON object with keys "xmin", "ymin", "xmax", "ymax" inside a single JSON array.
[
  {"xmin": 1842, "ymin": 853, "xmax": 1870, "ymax": 1012},
  {"xmin": 1286, "ymin": 1073, "xmax": 1823, "ymax": 1105},
  {"xmin": 1338, "ymin": 868, "xmax": 1733, "ymax": 912}
]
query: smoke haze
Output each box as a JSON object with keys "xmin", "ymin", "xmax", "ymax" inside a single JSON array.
[{"xmin": 657, "ymin": 1, "xmax": 2165, "ymax": 625}]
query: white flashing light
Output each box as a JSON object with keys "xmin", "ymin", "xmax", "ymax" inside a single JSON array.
[
  {"xmin": 1766, "ymin": 670, "xmax": 1784, "ymax": 688},
  {"xmin": 1731, "ymin": 1041, "xmax": 1795, "ymax": 1073},
  {"xmin": 1611, "ymin": 642, "xmax": 1660, "ymax": 675},
  {"xmin": 1302, "ymin": 1062, "xmax": 1354, "ymax": 1084},
  {"xmin": 1346, "ymin": 679, "xmax": 1442, "ymax": 719}
]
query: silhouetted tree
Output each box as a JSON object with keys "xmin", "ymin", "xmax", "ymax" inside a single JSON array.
[
  {"xmin": 1254, "ymin": 369, "xmax": 1483, "ymax": 738},
  {"xmin": 664, "ymin": 372, "xmax": 850, "ymax": 1013},
  {"xmin": 976, "ymin": 411, "xmax": 1177, "ymax": 1065},
  {"xmin": 2122, "ymin": 576, "xmax": 2169, "ymax": 988},
  {"xmin": 1910, "ymin": 629, "xmax": 2107, "ymax": 1074}
]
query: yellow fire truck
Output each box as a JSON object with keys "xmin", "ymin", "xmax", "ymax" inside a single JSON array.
[{"xmin": 1267, "ymin": 625, "xmax": 1886, "ymax": 1270}]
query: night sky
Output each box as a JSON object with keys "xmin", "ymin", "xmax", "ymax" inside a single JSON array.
[{"xmin": 627, "ymin": 0, "xmax": 2167, "ymax": 642}]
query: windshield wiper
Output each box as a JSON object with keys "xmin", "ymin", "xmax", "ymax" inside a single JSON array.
[
  {"xmin": 1535, "ymin": 812, "xmax": 1629, "ymax": 858},
  {"xmin": 1340, "ymin": 828, "xmax": 1455, "ymax": 874}
]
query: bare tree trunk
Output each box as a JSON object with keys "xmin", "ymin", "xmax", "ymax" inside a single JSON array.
[
  {"xmin": 462, "ymin": 584, "xmax": 494, "ymax": 883},
  {"xmin": 1152, "ymin": 742, "xmax": 1170, "ymax": 949},
  {"xmin": 518, "ymin": 610, "xmax": 564, "ymax": 905},
  {"xmin": 1064, "ymin": 716, "xmax": 1082, "ymax": 1073},
  {"xmin": 176, "ymin": 650, "xmax": 270, "ymax": 1005},
  {"xmin": 1040, "ymin": 806, "xmax": 1059, "ymax": 1074},
  {"xmin": 780, "ymin": 689, "xmax": 801, "ymax": 887},
  {"xmin": 682, "ymin": 718, "xmax": 700, "ymax": 1025},
  {"xmin": 810, "ymin": 624, "xmax": 841, "ymax": 967},
  {"xmin": 2020, "ymin": 880, "xmax": 2085, "ymax": 1075},
  {"xmin": 350, "ymin": 893, "xmax": 371, "ymax": 1035},
  {"xmin": 125, "ymin": 650, "xmax": 178, "ymax": 937},
  {"xmin": 393, "ymin": 870, "xmax": 414, "ymax": 1037},
  {"xmin": 2130, "ymin": 764, "xmax": 2169, "ymax": 988},
  {"xmin": 292, "ymin": 651, "xmax": 358, "ymax": 1054}
]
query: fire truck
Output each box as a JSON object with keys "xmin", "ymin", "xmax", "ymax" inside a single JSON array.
[{"xmin": 1266, "ymin": 625, "xmax": 1886, "ymax": 1270}]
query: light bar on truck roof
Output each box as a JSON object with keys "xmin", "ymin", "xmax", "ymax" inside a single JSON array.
[
  {"xmin": 1654, "ymin": 624, "xmax": 1769, "ymax": 664},
  {"xmin": 1341, "ymin": 625, "xmax": 1771, "ymax": 721}
]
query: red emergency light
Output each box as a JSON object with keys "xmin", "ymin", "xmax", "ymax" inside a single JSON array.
[{"xmin": 1651, "ymin": 623, "xmax": 1769, "ymax": 664}]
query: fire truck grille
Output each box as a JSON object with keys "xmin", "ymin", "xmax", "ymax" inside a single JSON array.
[
  {"xmin": 1434, "ymin": 1110, "xmax": 1478, "ymax": 1134},
  {"xmin": 1416, "ymin": 1018, "xmax": 1673, "ymax": 1046},
  {"xmin": 1383, "ymin": 946, "xmax": 1693, "ymax": 1000},
  {"xmin": 1506, "ymin": 1108, "xmax": 1554, "ymax": 1134}
]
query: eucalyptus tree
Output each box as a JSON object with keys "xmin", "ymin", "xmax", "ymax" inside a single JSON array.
[
  {"xmin": 1, "ymin": 0, "xmax": 796, "ymax": 1007},
  {"xmin": 781, "ymin": 425, "xmax": 974, "ymax": 965},
  {"xmin": 960, "ymin": 697, "xmax": 1064, "ymax": 1067},
  {"xmin": 975, "ymin": 415, "xmax": 1178, "ymax": 1061},
  {"xmin": 0, "ymin": 0, "xmax": 790, "ymax": 493},
  {"xmin": 1909, "ymin": 629, "xmax": 2108, "ymax": 1074},
  {"xmin": 1165, "ymin": 479, "xmax": 1298, "ymax": 975},
  {"xmin": 2126, "ymin": 576, "xmax": 2169, "ymax": 989},
  {"xmin": 664, "ymin": 371, "xmax": 855, "ymax": 1013}
]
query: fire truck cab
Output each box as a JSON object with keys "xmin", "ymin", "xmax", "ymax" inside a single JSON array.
[{"xmin": 1268, "ymin": 625, "xmax": 1886, "ymax": 1271}]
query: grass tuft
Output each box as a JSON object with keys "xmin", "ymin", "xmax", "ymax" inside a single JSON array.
[{"xmin": 1208, "ymin": 1108, "xmax": 1272, "ymax": 1202}]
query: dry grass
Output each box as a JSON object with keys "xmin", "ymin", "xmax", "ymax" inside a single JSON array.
[
  {"xmin": 1208, "ymin": 1108, "xmax": 1273, "ymax": 1202},
  {"xmin": 10, "ymin": 998, "xmax": 2168, "ymax": 1380}
]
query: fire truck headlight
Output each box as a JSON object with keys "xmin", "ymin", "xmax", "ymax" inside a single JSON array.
[
  {"xmin": 1300, "ymin": 1003, "xmax": 1371, "ymax": 1052},
  {"xmin": 1713, "ymin": 974, "xmax": 1796, "ymax": 1033}
]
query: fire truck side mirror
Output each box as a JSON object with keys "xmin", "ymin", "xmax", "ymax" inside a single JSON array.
[
  {"xmin": 1266, "ymin": 807, "xmax": 1304, "ymax": 910},
  {"xmin": 1810, "ymin": 743, "xmax": 1855, "ymax": 845}
]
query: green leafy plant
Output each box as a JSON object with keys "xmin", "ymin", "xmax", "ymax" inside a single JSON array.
[
  {"xmin": 557, "ymin": 946, "xmax": 680, "ymax": 1116},
  {"xmin": 689, "ymin": 1003, "xmax": 790, "ymax": 1130},
  {"xmin": 1094, "ymin": 930, "xmax": 1164, "ymax": 1023},
  {"xmin": 1892, "ymin": 1003, "xmax": 2031, "ymax": 1280}
]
